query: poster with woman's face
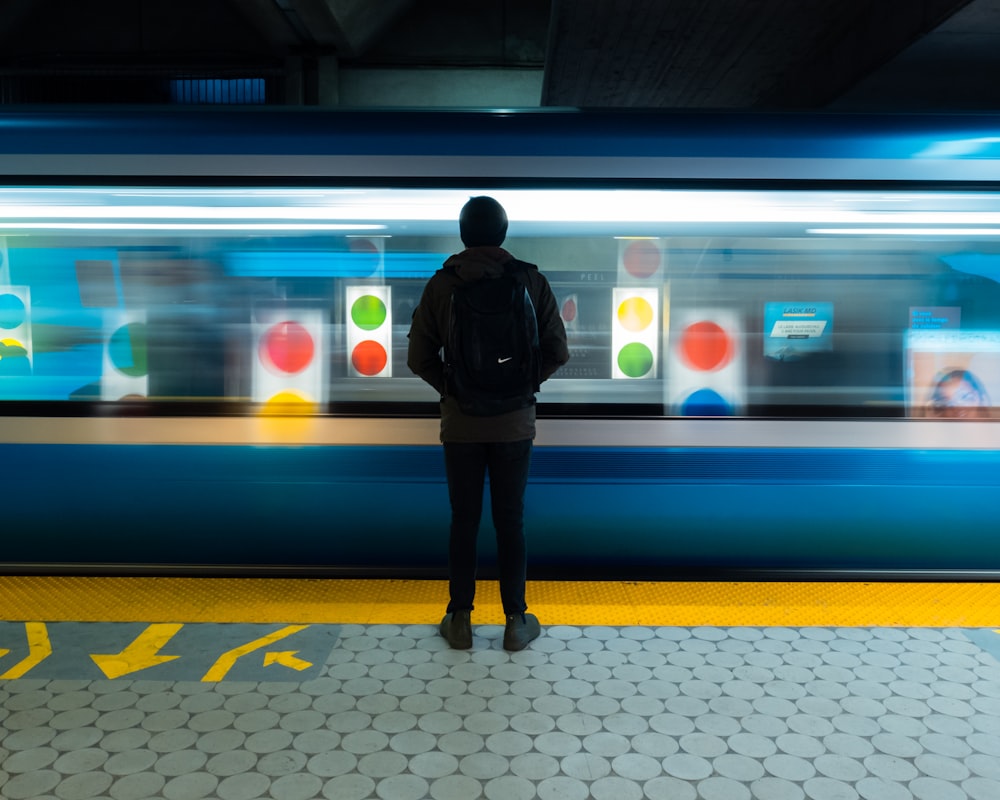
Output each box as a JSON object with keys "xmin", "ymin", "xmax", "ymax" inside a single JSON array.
[{"xmin": 906, "ymin": 331, "xmax": 1000, "ymax": 418}]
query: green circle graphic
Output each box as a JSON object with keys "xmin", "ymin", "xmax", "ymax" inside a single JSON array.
[
  {"xmin": 109, "ymin": 322, "xmax": 148, "ymax": 377},
  {"xmin": 351, "ymin": 295, "xmax": 387, "ymax": 331},
  {"xmin": 617, "ymin": 342, "xmax": 653, "ymax": 378}
]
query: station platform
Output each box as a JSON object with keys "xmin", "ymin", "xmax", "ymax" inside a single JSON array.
[{"xmin": 1, "ymin": 576, "xmax": 999, "ymax": 800}]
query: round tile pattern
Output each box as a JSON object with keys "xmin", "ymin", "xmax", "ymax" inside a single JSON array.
[{"xmin": 2, "ymin": 624, "xmax": 999, "ymax": 799}]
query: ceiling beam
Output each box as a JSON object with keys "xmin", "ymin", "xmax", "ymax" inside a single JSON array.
[
  {"xmin": 541, "ymin": 0, "xmax": 975, "ymax": 109},
  {"xmin": 284, "ymin": 0, "xmax": 417, "ymax": 56}
]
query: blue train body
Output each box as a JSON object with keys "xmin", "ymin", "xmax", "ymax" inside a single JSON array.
[{"xmin": 1, "ymin": 107, "xmax": 999, "ymax": 577}]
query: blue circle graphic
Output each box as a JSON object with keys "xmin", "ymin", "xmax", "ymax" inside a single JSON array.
[
  {"xmin": 680, "ymin": 388, "xmax": 734, "ymax": 417},
  {"xmin": 0, "ymin": 293, "xmax": 26, "ymax": 330}
]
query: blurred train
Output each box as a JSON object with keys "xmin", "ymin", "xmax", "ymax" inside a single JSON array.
[{"xmin": 2, "ymin": 107, "xmax": 1000, "ymax": 578}]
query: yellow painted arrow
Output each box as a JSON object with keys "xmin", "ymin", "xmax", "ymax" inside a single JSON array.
[
  {"xmin": 202, "ymin": 624, "xmax": 309, "ymax": 682},
  {"xmin": 90, "ymin": 623, "xmax": 183, "ymax": 679},
  {"xmin": 263, "ymin": 650, "xmax": 313, "ymax": 672},
  {"xmin": 1, "ymin": 622, "xmax": 53, "ymax": 679}
]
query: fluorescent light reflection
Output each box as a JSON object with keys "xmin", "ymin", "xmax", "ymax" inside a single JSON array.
[
  {"xmin": 808, "ymin": 228, "xmax": 1000, "ymax": 236},
  {"xmin": 2, "ymin": 222, "xmax": 386, "ymax": 232},
  {"xmin": 1, "ymin": 187, "xmax": 1000, "ymax": 234}
]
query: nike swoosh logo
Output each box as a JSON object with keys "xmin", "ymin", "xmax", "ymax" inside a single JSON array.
[{"xmin": 498, "ymin": 357, "xmax": 513, "ymax": 364}]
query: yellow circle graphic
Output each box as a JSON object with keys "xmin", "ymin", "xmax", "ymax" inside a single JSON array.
[
  {"xmin": 617, "ymin": 297, "xmax": 654, "ymax": 332},
  {"xmin": 262, "ymin": 390, "xmax": 316, "ymax": 416}
]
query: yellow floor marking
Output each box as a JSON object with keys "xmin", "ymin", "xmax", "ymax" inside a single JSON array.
[
  {"xmin": 202, "ymin": 624, "xmax": 309, "ymax": 682},
  {"xmin": 1, "ymin": 576, "xmax": 998, "ymax": 628},
  {"xmin": 0, "ymin": 622, "xmax": 53, "ymax": 679},
  {"xmin": 264, "ymin": 650, "xmax": 313, "ymax": 672},
  {"xmin": 90, "ymin": 623, "xmax": 184, "ymax": 680}
]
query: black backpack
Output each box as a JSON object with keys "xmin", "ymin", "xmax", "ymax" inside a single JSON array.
[{"xmin": 445, "ymin": 260, "xmax": 541, "ymax": 416}]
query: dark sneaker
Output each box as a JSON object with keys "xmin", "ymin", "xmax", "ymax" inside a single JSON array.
[
  {"xmin": 439, "ymin": 610, "xmax": 472, "ymax": 649},
  {"xmin": 503, "ymin": 613, "xmax": 540, "ymax": 652}
]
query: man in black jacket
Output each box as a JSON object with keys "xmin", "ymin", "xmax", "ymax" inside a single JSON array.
[{"xmin": 407, "ymin": 196, "xmax": 569, "ymax": 651}]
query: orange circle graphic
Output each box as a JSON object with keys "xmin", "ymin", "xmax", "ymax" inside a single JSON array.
[{"xmin": 679, "ymin": 320, "xmax": 733, "ymax": 371}]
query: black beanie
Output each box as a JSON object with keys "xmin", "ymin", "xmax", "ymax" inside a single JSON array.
[{"xmin": 459, "ymin": 196, "xmax": 508, "ymax": 247}]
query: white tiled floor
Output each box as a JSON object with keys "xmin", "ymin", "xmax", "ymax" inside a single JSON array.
[{"xmin": 2, "ymin": 622, "xmax": 1000, "ymax": 800}]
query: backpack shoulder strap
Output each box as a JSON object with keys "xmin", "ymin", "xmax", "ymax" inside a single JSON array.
[{"xmin": 503, "ymin": 258, "xmax": 538, "ymax": 275}]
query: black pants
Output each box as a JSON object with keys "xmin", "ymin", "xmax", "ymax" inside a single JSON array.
[{"xmin": 443, "ymin": 439, "xmax": 532, "ymax": 617}]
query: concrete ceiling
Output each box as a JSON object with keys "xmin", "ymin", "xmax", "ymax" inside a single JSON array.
[{"xmin": 0, "ymin": 0, "xmax": 999, "ymax": 110}]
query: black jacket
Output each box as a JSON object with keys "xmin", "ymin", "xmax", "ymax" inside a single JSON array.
[{"xmin": 407, "ymin": 246, "xmax": 570, "ymax": 442}]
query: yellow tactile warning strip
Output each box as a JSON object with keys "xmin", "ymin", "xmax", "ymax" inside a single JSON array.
[{"xmin": 1, "ymin": 576, "xmax": 998, "ymax": 627}]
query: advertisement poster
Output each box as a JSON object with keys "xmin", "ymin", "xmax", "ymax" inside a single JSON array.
[
  {"xmin": 906, "ymin": 330, "xmax": 1000, "ymax": 418},
  {"xmin": 764, "ymin": 302, "xmax": 833, "ymax": 361},
  {"xmin": 910, "ymin": 306, "xmax": 961, "ymax": 330}
]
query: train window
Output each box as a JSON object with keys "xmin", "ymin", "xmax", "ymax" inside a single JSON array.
[{"xmin": 2, "ymin": 185, "xmax": 1000, "ymax": 419}]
